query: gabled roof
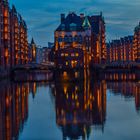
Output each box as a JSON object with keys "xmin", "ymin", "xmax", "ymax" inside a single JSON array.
[
  {"xmin": 56, "ymin": 12, "xmax": 84, "ymax": 31},
  {"xmin": 82, "ymin": 16, "xmax": 91, "ymax": 28},
  {"xmin": 11, "ymin": 5, "xmax": 17, "ymax": 13},
  {"xmin": 55, "ymin": 12, "xmax": 104, "ymax": 34}
]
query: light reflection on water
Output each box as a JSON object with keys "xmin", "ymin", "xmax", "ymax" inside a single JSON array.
[{"xmin": 0, "ymin": 72, "xmax": 140, "ymax": 140}]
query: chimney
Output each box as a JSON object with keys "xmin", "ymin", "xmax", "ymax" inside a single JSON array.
[
  {"xmin": 61, "ymin": 14, "xmax": 65, "ymax": 23},
  {"xmin": 100, "ymin": 11, "xmax": 103, "ymax": 17},
  {"xmin": 80, "ymin": 13, "xmax": 84, "ymax": 18}
]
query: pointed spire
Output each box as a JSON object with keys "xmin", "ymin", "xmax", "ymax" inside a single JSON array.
[
  {"xmin": 31, "ymin": 38, "xmax": 35, "ymax": 44},
  {"xmin": 12, "ymin": 5, "xmax": 17, "ymax": 13},
  {"xmin": 100, "ymin": 11, "xmax": 102, "ymax": 17},
  {"xmin": 135, "ymin": 22, "xmax": 140, "ymax": 32}
]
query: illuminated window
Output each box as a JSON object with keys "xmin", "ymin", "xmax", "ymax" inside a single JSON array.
[
  {"xmin": 66, "ymin": 61, "xmax": 68, "ymax": 66},
  {"xmin": 4, "ymin": 27, "xmax": 8, "ymax": 32},
  {"xmin": 71, "ymin": 60, "xmax": 77, "ymax": 68},
  {"xmin": 4, "ymin": 34, "xmax": 8, "ymax": 39},
  {"xmin": 61, "ymin": 53, "xmax": 64, "ymax": 56},
  {"xmin": 75, "ymin": 53, "xmax": 79, "ymax": 57},
  {"xmin": 63, "ymin": 71, "xmax": 67, "ymax": 77},
  {"xmin": 65, "ymin": 53, "xmax": 68, "ymax": 57},
  {"xmin": 4, "ymin": 10, "xmax": 8, "ymax": 17},
  {"xmin": 89, "ymin": 55, "xmax": 91, "ymax": 60},
  {"xmin": 4, "ymin": 19, "xmax": 8, "ymax": 24},
  {"xmin": 75, "ymin": 60, "xmax": 77, "ymax": 65},
  {"xmin": 5, "ymin": 49, "xmax": 8, "ymax": 57},
  {"xmin": 71, "ymin": 53, "xmax": 74, "ymax": 57},
  {"xmin": 75, "ymin": 72, "xmax": 78, "ymax": 78}
]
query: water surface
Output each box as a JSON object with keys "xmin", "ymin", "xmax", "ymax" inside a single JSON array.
[{"xmin": 0, "ymin": 73, "xmax": 140, "ymax": 140}]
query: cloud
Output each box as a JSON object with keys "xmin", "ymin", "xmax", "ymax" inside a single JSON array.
[{"xmin": 10, "ymin": 0, "xmax": 140, "ymax": 46}]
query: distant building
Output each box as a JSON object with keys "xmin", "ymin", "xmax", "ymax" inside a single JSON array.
[
  {"xmin": 48, "ymin": 42, "xmax": 54, "ymax": 48},
  {"xmin": 133, "ymin": 22, "xmax": 140, "ymax": 62},
  {"xmin": 54, "ymin": 12, "xmax": 106, "ymax": 69},
  {"xmin": 49, "ymin": 46, "xmax": 55, "ymax": 62},
  {"xmin": 36, "ymin": 46, "xmax": 42, "ymax": 64},
  {"xmin": 28, "ymin": 38, "xmax": 37, "ymax": 63},
  {"xmin": 35, "ymin": 46, "xmax": 53, "ymax": 64},
  {"xmin": 107, "ymin": 22, "xmax": 140, "ymax": 64},
  {"xmin": 107, "ymin": 36, "xmax": 134, "ymax": 63},
  {"xmin": 0, "ymin": 1, "xmax": 2, "ymax": 68},
  {"xmin": 41, "ymin": 47, "xmax": 52, "ymax": 63},
  {"xmin": 10, "ymin": 5, "xmax": 19, "ymax": 67},
  {"xmin": 0, "ymin": 0, "xmax": 11, "ymax": 69},
  {"xmin": 19, "ymin": 15, "xmax": 28, "ymax": 65},
  {"xmin": 0, "ymin": 0, "xmax": 28, "ymax": 70}
]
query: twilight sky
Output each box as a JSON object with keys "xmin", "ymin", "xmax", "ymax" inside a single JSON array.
[{"xmin": 10, "ymin": 0, "xmax": 140, "ymax": 46}]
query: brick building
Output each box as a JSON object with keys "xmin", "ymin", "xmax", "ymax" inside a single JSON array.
[
  {"xmin": 133, "ymin": 22, "xmax": 140, "ymax": 62},
  {"xmin": 107, "ymin": 36, "xmax": 134, "ymax": 63},
  {"xmin": 54, "ymin": 12, "xmax": 106, "ymax": 69},
  {"xmin": 0, "ymin": 0, "xmax": 28, "ymax": 71}
]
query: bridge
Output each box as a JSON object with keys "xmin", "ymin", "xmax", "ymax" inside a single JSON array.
[
  {"xmin": 105, "ymin": 61, "xmax": 140, "ymax": 69},
  {"xmin": 10, "ymin": 61, "xmax": 140, "ymax": 82},
  {"xmin": 11, "ymin": 62, "xmax": 55, "ymax": 82},
  {"xmin": 92, "ymin": 61, "xmax": 140, "ymax": 70},
  {"xmin": 11, "ymin": 61, "xmax": 140, "ymax": 72},
  {"xmin": 12, "ymin": 62, "xmax": 55, "ymax": 71}
]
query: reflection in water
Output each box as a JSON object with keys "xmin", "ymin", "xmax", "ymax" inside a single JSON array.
[
  {"xmin": 54, "ymin": 72, "xmax": 106, "ymax": 139},
  {"xmin": 107, "ymin": 81, "xmax": 140, "ymax": 111},
  {"xmin": 0, "ymin": 80, "xmax": 43, "ymax": 140},
  {"xmin": 105, "ymin": 72, "xmax": 137, "ymax": 81},
  {"xmin": 0, "ymin": 81, "xmax": 29, "ymax": 140},
  {"xmin": 0, "ymin": 71, "xmax": 140, "ymax": 140}
]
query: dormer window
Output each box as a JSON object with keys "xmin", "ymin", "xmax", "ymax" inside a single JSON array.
[{"xmin": 70, "ymin": 23, "xmax": 77, "ymax": 31}]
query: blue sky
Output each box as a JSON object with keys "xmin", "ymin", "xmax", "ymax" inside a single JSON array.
[{"xmin": 10, "ymin": 0, "xmax": 140, "ymax": 46}]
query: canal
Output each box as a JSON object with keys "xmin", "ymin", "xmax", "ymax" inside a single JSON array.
[{"xmin": 0, "ymin": 72, "xmax": 140, "ymax": 140}]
